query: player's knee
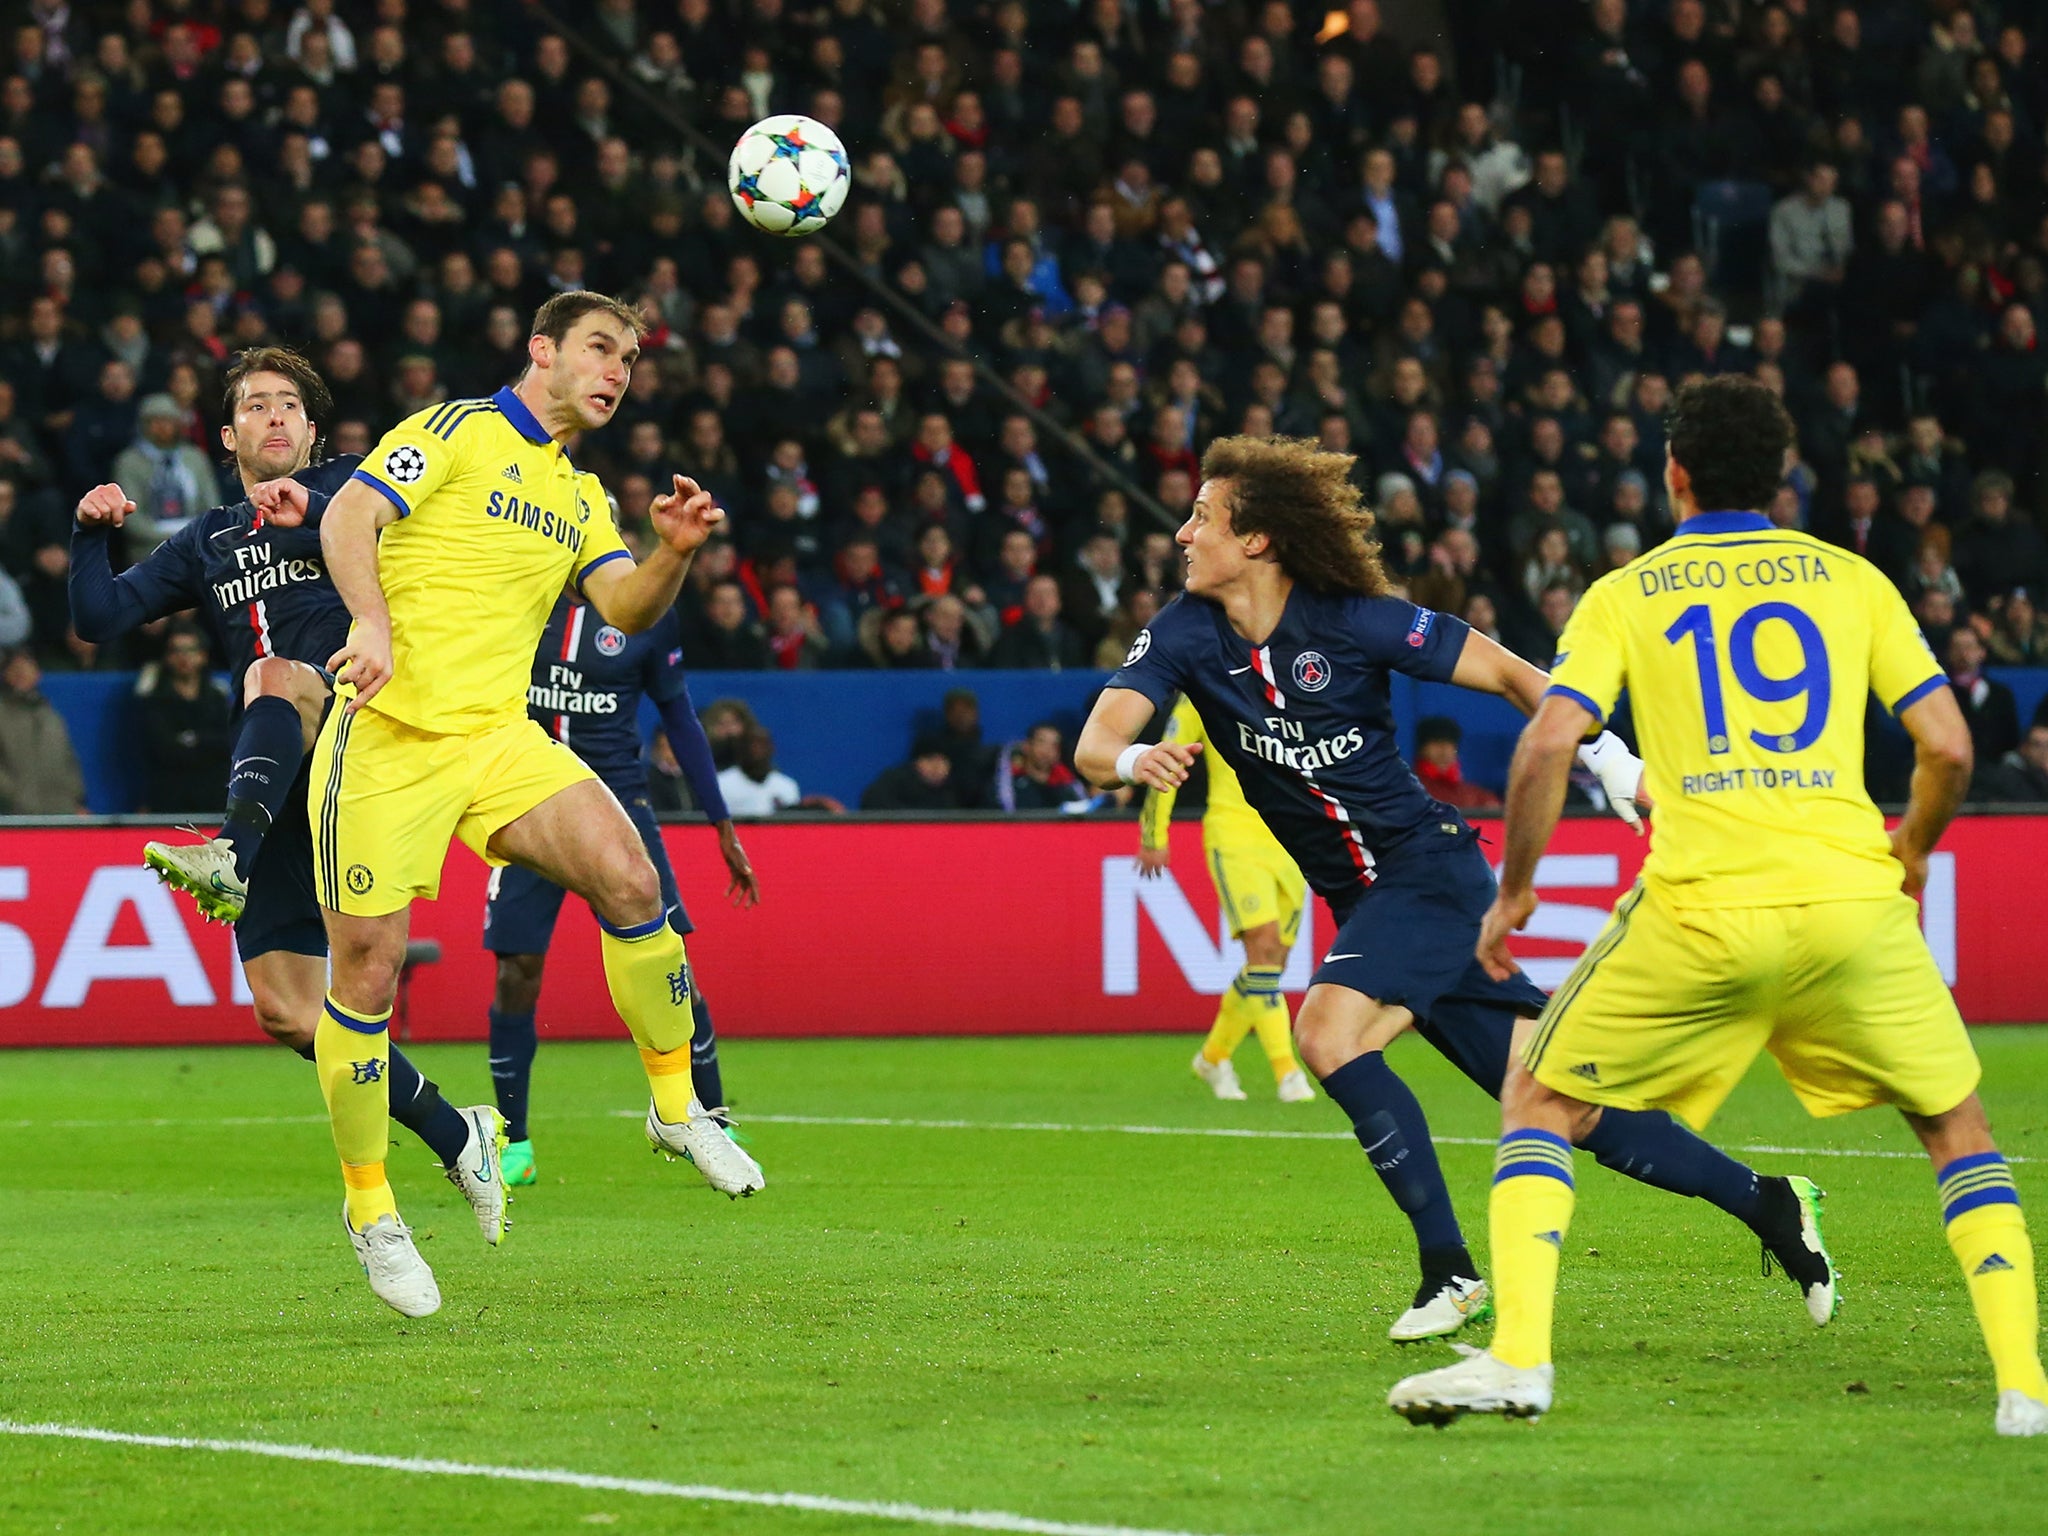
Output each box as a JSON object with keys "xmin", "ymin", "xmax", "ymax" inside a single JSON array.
[
  {"xmin": 243, "ymin": 656, "xmax": 297, "ymax": 704},
  {"xmin": 1239, "ymin": 924, "xmax": 1287, "ymax": 968},
  {"xmin": 494, "ymin": 954, "xmax": 545, "ymax": 1014},
  {"xmin": 595, "ymin": 849, "xmax": 663, "ymax": 927},
  {"xmin": 251, "ymin": 994, "xmax": 312, "ymax": 1047}
]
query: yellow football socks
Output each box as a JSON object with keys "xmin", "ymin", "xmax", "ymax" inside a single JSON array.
[
  {"xmin": 1237, "ymin": 964, "xmax": 1300, "ymax": 1082},
  {"xmin": 1198, "ymin": 992, "xmax": 1255, "ymax": 1066},
  {"xmin": 600, "ymin": 913, "xmax": 698, "ymax": 1119},
  {"xmin": 317, "ymin": 995, "xmax": 396, "ymax": 1230},
  {"xmin": 1489, "ymin": 1129, "xmax": 1578, "ymax": 1370},
  {"xmin": 1937, "ymin": 1154, "xmax": 2048, "ymax": 1399}
]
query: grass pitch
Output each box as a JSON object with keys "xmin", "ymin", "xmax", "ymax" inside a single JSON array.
[{"xmin": 2, "ymin": 1030, "xmax": 2046, "ymax": 1535}]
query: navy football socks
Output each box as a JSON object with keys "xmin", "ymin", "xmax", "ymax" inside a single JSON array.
[
  {"xmin": 220, "ymin": 696, "xmax": 305, "ymax": 881},
  {"xmin": 488, "ymin": 1006, "xmax": 538, "ymax": 1142},
  {"xmin": 294, "ymin": 1036, "xmax": 469, "ymax": 1166},
  {"xmin": 1582, "ymin": 1106, "xmax": 1763, "ymax": 1225},
  {"xmin": 1320, "ymin": 1051, "xmax": 1470, "ymax": 1269}
]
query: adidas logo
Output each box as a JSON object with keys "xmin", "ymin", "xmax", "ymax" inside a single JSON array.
[
  {"xmin": 1976, "ymin": 1253, "xmax": 2016, "ymax": 1275},
  {"xmin": 1569, "ymin": 1062, "xmax": 1601, "ymax": 1081},
  {"xmin": 501, "ymin": 463, "xmax": 523, "ymax": 483},
  {"xmin": 1536, "ymin": 1230, "xmax": 1563, "ymax": 1248}
]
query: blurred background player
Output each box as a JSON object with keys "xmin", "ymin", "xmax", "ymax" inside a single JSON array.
[
  {"xmin": 1394, "ymin": 377, "xmax": 2047, "ymax": 1434},
  {"xmin": 1137, "ymin": 692, "xmax": 1313, "ymax": 1103},
  {"xmin": 66, "ymin": 348, "xmax": 503, "ymax": 1241},
  {"xmin": 485, "ymin": 577, "xmax": 762, "ymax": 1186}
]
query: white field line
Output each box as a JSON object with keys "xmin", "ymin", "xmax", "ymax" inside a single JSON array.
[
  {"xmin": 0, "ymin": 1420, "xmax": 1230, "ymax": 1536},
  {"xmin": 0, "ymin": 1106, "xmax": 1991, "ymax": 1163}
]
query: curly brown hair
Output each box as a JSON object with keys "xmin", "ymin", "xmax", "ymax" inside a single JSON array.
[
  {"xmin": 1198, "ymin": 436, "xmax": 1392, "ymax": 598},
  {"xmin": 222, "ymin": 345, "xmax": 332, "ymax": 427}
]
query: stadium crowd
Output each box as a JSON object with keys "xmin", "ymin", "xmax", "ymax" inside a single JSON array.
[{"xmin": 2, "ymin": 0, "xmax": 2048, "ymax": 812}]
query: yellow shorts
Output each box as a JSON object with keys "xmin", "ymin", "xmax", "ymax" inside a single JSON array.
[
  {"xmin": 309, "ymin": 704, "xmax": 596, "ymax": 916},
  {"xmin": 1524, "ymin": 882, "xmax": 1979, "ymax": 1129},
  {"xmin": 1205, "ymin": 826, "xmax": 1307, "ymax": 943}
]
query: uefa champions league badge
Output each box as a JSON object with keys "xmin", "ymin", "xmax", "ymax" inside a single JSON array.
[
  {"xmin": 383, "ymin": 444, "xmax": 426, "ymax": 483},
  {"xmin": 1292, "ymin": 650, "xmax": 1331, "ymax": 691}
]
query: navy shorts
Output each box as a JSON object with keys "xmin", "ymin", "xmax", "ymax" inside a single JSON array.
[
  {"xmin": 1316, "ymin": 829, "xmax": 1550, "ymax": 1097},
  {"xmin": 484, "ymin": 794, "xmax": 691, "ymax": 955},
  {"xmin": 235, "ymin": 752, "xmax": 328, "ymax": 964}
]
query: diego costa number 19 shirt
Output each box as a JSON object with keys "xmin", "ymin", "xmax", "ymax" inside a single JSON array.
[{"xmin": 1546, "ymin": 511, "xmax": 1948, "ymax": 907}]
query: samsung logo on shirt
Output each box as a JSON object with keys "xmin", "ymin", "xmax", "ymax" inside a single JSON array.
[{"xmin": 486, "ymin": 489, "xmax": 587, "ymax": 552}]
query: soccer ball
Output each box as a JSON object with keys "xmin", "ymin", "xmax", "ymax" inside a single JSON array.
[{"xmin": 728, "ymin": 115, "xmax": 851, "ymax": 237}]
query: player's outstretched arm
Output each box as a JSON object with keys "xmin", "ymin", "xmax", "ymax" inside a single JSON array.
[
  {"xmin": 69, "ymin": 483, "xmax": 202, "ymax": 641},
  {"xmin": 1077, "ymin": 686, "xmax": 1197, "ymax": 792},
  {"xmin": 319, "ymin": 478, "xmax": 402, "ymax": 711},
  {"xmin": 584, "ymin": 474, "xmax": 725, "ymax": 633},
  {"xmin": 1891, "ymin": 684, "xmax": 1973, "ymax": 897},
  {"xmin": 1478, "ymin": 692, "xmax": 1591, "ymax": 980}
]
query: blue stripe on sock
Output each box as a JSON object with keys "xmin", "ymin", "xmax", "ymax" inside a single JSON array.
[
  {"xmin": 324, "ymin": 999, "xmax": 389, "ymax": 1035},
  {"xmin": 1495, "ymin": 1129, "xmax": 1575, "ymax": 1187},
  {"xmin": 598, "ymin": 911, "xmax": 668, "ymax": 940},
  {"xmin": 1938, "ymin": 1151, "xmax": 2010, "ymax": 1187},
  {"xmin": 1946, "ymin": 1184, "xmax": 2022, "ymax": 1222}
]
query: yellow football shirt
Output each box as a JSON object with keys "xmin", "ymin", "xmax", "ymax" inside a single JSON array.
[
  {"xmin": 1546, "ymin": 511, "xmax": 1946, "ymax": 907},
  {"xmin": 1140, "ymin": 695, "xmax": 1287, "ymax": 852},
  {"xmin": 348, "ymin": 386, "xmax": 631, "ymax": 733}
]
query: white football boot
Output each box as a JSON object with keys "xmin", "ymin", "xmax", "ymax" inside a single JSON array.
[
  {"xmin": 344, "ymin": 1204, "xmax": 441, "ymax": 1317},
  {"xmin": 1389, "ymin": 1344, "xmax": 1554, "ymax": 1425},
  {"xmin": 1389, "ymin": 1275, "xmax": 1492, "ymax": 1342},
  {"xmin": 647, "ymin": 1099, "xmax": 765, "ymax": 1197},
  {"xmin": 1276, "ymin": 1069, "xmax": 1316, "ymax": 1103},
  {"xmin": 441, "ymin": 1105, "xmax": 509, "ymax": 1245},
  {"xmin": 1191, "ymin": 1050, "xmax": 1248, "ymax": 1100},
  {"xmin": 143, "ymin": 833, "xmax": 247, "ymax": 924},
  {"xmin": 1996, "ymin": 1390, "xmax": 2048, "ymax": 1437}
]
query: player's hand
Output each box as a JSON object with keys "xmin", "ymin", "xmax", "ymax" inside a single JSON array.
[
  {"xmin": 1890, "ymin": 828, "xmax": 1930, "ymax": 898},
  {"xmin": 327, "ymin": 618, "xmax": 394, "ymax": 712},
  {"xmin": 1577, "ymin": 730, "xmax": 1648, "ymax": 835},
  {"xmin": 75, "ymin": 483, "xmax": 135, "ymax": 529},
  {"xmin": 1127, "ymin": 740, "xmax": 1201, "ymax": 792},
  {"xmin": 1476, "ymin": 886, "xmax": 1538, "ymax": 982},
  {"xmin": 249, "ymin": 477, "xmax": 311, "ymax": 527},
  {"xmin": 1136, "ymin": 843, "xmax": 1171, "ymax": 878},
  {"xmin": 716, "ymin": 820, "xmax": 761, "ymax": 908},
  {"xmin": 649, "ymin": 474, "xmax": 725, "ymax": 555}
]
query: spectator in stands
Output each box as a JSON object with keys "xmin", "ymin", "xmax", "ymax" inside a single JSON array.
[
  {"xmin": 1953, "ymin": 472, "xmax": 2048, "ymax": 609},
  {"xmin": 860, "ymin": 607, "xmax": 933, "ymax": 670},
  {"xmin": 1975, "ymin": 724, "xmax": 2048, "ymax": 804},
  {"xmin": 1987, "ymin": 590, "xmax": 2048, "ymax": 667},
  {"xmin": 1413, "ymin": 716, "xmax": 1501, "ymax": 812},
  {"xmin": 861, "ymin": 733, "xmax": 958, "ymax": 811},
  {"xmin": 1947, "ymin": 627, "xmax": 2021, "ymax": 766},
  {"xmin": 0, "ymin": 645, "xmax": 83, "ymax": 814},
  {"xmin": 0, "ymin": 556, "xmax": 27, "ymax": 651},
  {"xmin": 109, "ymin": 395, "xmax": 221, "ymax": 557},
  {"xmin": 988, "ymin": 574, "xmax": 1090, "ymax": 670},
  {"xmin": 997, "ymin": 721, "xmax": 1086, "ymax": 811},
  {"xmin": 692, "ymin": 580, "xmax": 771, "ymax": 671},
  {"xmin": 922, "ymin": 594, "xmax": 988, "ymax": 670},
  {"xmin": 716, "ymin": 727, "xmax": 802, "ymax": 817},
  {"xmin": 764, "ymin": 585, "xmax": 829, "ymax": 671},
  {"xmin": 132, "ymin": 622, "xmax": 229, "ymax": 814}
]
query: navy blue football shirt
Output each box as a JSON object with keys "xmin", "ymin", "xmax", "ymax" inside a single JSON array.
[
  {"xmin": 525, "ymin": 597, "xmax": 690, "ymax": 792},
  {"xmin": 70, "ymin": 455, "xmax": 361, "ymax": 686},
  {"xmin": 1109, "ymin": 587, "xmax": 1474, "ymax": 904}
]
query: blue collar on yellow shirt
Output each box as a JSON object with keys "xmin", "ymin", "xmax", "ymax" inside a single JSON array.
[
  {"xmin": 492, "ymin": 384, "xmax": 553, "ymax": 447},
  {"xmin": 1675, "ymin": 510, "xmax": 1773, "ymax": 534}
]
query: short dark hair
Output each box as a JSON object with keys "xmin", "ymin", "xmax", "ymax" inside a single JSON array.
[
  {"xmin": 529, "ymin": 289, "xmax": 646, "ymax": 347},
  {"xmin": 222, "ymin": 345, "xmax": 331, "ymax": 427},
  {"xmin": 1666, "ymin": 377, "xmax": 1793, "ymax": 514},
  {"xmin": 1417, "ymin": 716, "xmax": 1462, "ymax": 748}
]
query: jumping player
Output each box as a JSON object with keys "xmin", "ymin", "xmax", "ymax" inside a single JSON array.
[
  {"xmin": 1076, "ymin": 436, "xmax": 1835, "ymax": 1343},
  {"xmin": 1138, "ymin": 694, "xmax": 1314, "ymax": 1103},
  {"xmin": 1391, "ymin": 377, "xmax": 2047, "ymax": 1433},
  {"xmin": 67, "ymin": 348, "xmax": 505, "ymax": 1247},
  {"xmin": 485, "ymin": 587, "xmax": 762, "ymax": 1186},
  {"xmin": 280, "ymin": 291, "xmax": 760, "ymax": 1319}
]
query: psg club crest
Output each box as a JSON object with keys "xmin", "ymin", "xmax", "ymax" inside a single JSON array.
[
  {"xmin": 1291, "ymin": 650, "xmax": 1332, "ymax": 692},
  {"xmin": 383, "ymin": 444, "xmax": 426, "ymax": 484},
  {"xmin": 595, "ymin": 625, "xmax": 626, "ymax": 656}
]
